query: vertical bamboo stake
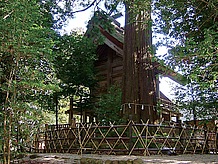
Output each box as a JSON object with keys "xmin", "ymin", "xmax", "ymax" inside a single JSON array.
[
  {"xmin": 3, "ymin": 112, "xmax": 7, "ymax": 164},
  {"xmin": 7, "ymin": 112, "xmax": 12, "ymax": 164}
]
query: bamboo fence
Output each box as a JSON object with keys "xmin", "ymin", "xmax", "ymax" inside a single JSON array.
[{"xmin": 33, "ymin": 121, "xmax": 218, "ymax": 155}]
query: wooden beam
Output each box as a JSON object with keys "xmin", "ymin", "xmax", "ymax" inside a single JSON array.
[{"xmin": 104, "ymin": 38, "xmax": 123, "ymax": 56}]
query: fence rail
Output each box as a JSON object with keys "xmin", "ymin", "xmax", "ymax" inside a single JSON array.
[{"xmin": 33, "ymin": 121, "xmax": 218, "ymax": 155}]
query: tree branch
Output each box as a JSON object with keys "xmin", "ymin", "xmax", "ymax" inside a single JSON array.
[
  {"xmin": 71, "ymin": 0, "xmax": 99, "ymax": 14},
  {"xmin": 3, "ymin": 10, "xmax": 14, "ymax": 20}
]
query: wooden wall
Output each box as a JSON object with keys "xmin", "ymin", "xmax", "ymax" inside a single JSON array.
[{"xmin": 95, "ymin": 44, "xmax": 123, "ymax": 93}]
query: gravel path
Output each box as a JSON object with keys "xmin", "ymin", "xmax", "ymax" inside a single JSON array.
[{"xmin": 16, "ymin": 153, "xmax": 218, "ymax": 164}]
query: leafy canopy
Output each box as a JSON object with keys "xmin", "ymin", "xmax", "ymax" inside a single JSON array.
[
  {"xmin": 54, "ymin": 33, "xmax": 97, "ymax": 97},
  {"xmin": 153, "ymin": 0, "xmax": 218, "ymax": 120},
  {"xmin": 95, "ymin": 85, "xmax": 124, "ymax": 125},
  {"xmin": 0, "ymin": 0, "xmax": 59, "ymax": 161}
]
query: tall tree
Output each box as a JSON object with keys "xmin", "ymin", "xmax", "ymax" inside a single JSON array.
[
  {"xmin": 122, "ymin": 0, "xmax": 158, "ymax": 123},
  {"xmin": 0, "ymin": 0, "xmax": 58, "ymax": 163},
  {"xmin": 153, "ymin": 0, "xmax": 218, "ymax": 120},
  {"xmin": 53, "ymin": 33, "xmax": 97, "ymax": 122}
]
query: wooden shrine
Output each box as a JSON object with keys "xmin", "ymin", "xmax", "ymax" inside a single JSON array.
[
  {"xmin": 94, "ymin": 25, "xmax": 182, "ymax": 122},
  {"xmin": 66, "ymin": 11, "xmax": 183, "ymax": 124}
]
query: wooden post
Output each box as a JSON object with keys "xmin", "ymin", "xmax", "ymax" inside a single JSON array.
[
  {"xmin": 214, "ymin": 119, "xmax": 218, "ymax": 153},
  {"xmin": 203, "ymin": 124, "xmax": 209, "ymax": 154},
  {"xmin": 44, "ymin": 124, "xmax": 48, "ymax": 153},
  {"xmin": 71, "ymin": 118, "xmax": 76, "ymax": 128},
  {"xmin": 69, "ymin": 97, "xmax": 74, "ymax": 124},
  {"xmin": 128, "ymin": 116, "xmax": 133, "ymax": 155},
  {"xmin": 34, "ymin": 132, "xmax": 38, "ymax": 153},
  {"xmin": 80, "ymin": 96, "xmax": 83, "ymax": 123},
  {"xmin": 216, "ymin": 126, "xmax": 218, "ymax": 153},
  {"xmin": 178, "ymin": 120, "xmax": 183, "ymax": 154},
  {"xmin": 176, "ymin": 116, "xmax": 179, "ymax": 123},
  {"xmin": 107, "ymin": 48, "xmax": 113, "ymax": 87}
]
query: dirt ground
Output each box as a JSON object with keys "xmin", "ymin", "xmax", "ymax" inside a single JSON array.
[{"xmin": 15, "ymin": 153, "xmax": 218, "ymax": 164}]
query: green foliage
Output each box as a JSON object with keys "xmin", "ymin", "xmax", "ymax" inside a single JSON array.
[
  {"xmin": 174, "ymin": 82, "xmax": 217, "ymax": 120},
  {"xmin": 54, "ymin": 33, "xmax": 97, "ymax": 96},
  {"xmin": 95, "ymin": 85, "xmax": 124, "ymax": 125},
  {"xmin": 0, "ymin": 0, "xmax": 59, "ymax": 162},
  {"xmin": 39, "ymin": 0, "xmax": 75, "ymax": 29},
  {"xmin": 125, "ymin": 0, "xmax": 151, "ymax": 24},
  {"xmin": 153, "ymin": 0, "xmax": 218, "ymax": 119},
  {"xmin": 86, "ymin": 10, "xmax": 115, "ymax": 45},
  {"xmin": 153, "ymin": 0, "xmax": 216, "ymax": 37},
  {"xmin": 53, "ymin": 32, "xmax": 97, "ymax": 116},
  {"xmin": 154, "ymin": 0, "xmax": 217, "ymax": 81}
]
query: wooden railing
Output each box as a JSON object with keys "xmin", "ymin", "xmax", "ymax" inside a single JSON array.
[{"xmin": 33, "ymin": 121, "xmax": 218, "ymax": 155}]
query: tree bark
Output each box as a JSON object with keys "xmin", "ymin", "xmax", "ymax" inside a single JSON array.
[{"xmin": 122, "ymin": 1, "xmax": 157, "ymax": 123}]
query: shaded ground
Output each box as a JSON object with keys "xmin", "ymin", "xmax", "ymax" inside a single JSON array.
[{"xmin": 15, "ymin": 153, "xmax": 218, "ymax": 164}]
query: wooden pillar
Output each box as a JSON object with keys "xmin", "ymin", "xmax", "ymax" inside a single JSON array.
[
  {"xmin": 169, "ymin": 112, "xmax": 172, "ymax": 122},
  {"xmin": 176, "ymin": 115, "xmax": 180, "ymax": 123},
  {"xmin": 69, "ymin": 97, "xmax": 74, "ymax": 125},
  {"xmin": 204, "ymin": 124, "xmax": 209, "ymax": 154},
  {"xmin": 89, "ymin": 115, "xmax": 93, "ymax": 123},
  {"xmin": 107, "ymin": 49, "xmax": 113, "ymax": 88},
  {"xmin": 178, "ymin": 120, "xmax": 183, "ymax": 154},
  {"xmin": 34, "ymin": 130, "xmax": 39, "ymax": 153},
  {"xmin": 156, "ymin": 74, "xmax": 160, "ymax": 99},
  {"xmin": 83, "ymin": 111, "xmax": 87, "ymax": 123},
  {"xmin": 71, "ymin": 117, "xmax": 76, "ymax": 128},
  {"xmin": 44, "ymin": 124, "xmax": 48, "ymax": 153}
]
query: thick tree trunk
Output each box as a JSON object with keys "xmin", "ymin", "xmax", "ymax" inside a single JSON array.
[{"xmin": 122, "ymin": 1, "xmax": 157, "ymax": 123}]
